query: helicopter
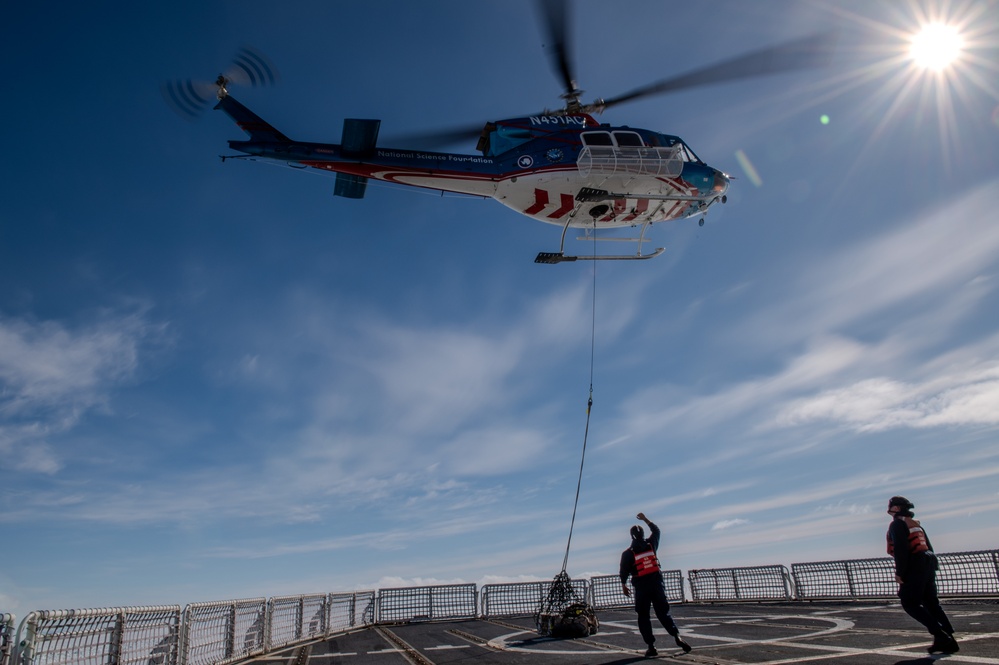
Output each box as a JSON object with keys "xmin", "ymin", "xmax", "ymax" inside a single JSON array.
[{"xmin": 165, "ymin": 2, "xmax": 834, "ymax": 263}]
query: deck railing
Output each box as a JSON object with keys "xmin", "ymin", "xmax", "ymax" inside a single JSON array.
[
  {"xmin": 180, "ymin": 598, "xmax": 267, "ymax": 665},
  {"xmin": 14, "ymin": 606, "xmax": 180, "ymax": 665},
  {"xmin": 589, "ymin": 570, "xmax": 685, "ymax": 608},
  {"xmin": 480, "ymin": 579, "xmax": 590, "ymax": 618},
  {"xmin": 792, "ymin": 550, "xmax": 999, "ymax": 600},
  {"xmin": 7, "ymin": 548, "xmax": 997, "ymax": 664},
  {"xmin": 689, "ymin": 565, "xmax": 793, "ymax": 601},
  {"xmin": 2, "ymin": 613, "xmax": 15, "ymax": 665},
  {"xmin": 376, "ymin": 584, "xmax": 478, "ymax": 623}
]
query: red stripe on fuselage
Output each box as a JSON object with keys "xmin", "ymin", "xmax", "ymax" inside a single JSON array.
[
  {"xmin": 547, "ymin": 193, "xmax": 575, "ymax": 219},
  {"xmin": 622, "ymin": 198, "xmax": 650, "ymax": 222},
  {"xmin": 524, "ymin": 189, "xmax": 550, "ymax": 215}
]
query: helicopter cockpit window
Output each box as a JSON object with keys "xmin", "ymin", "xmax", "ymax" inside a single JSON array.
[
  {"xmin": 651, "ymin": 133, "xmax": 703, "ymax": 164},
  {"xmin": 612, "ymin": 131, "xmax": 644, "ymax": 147},
  {"xmin": 677, "ymin": 142, "xmax": 702, "ymax": 163}
]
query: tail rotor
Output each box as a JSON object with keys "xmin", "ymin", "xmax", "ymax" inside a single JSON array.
[{"xmin": 162, "ymin": 45, "xmax": 279, "ymax": 120}]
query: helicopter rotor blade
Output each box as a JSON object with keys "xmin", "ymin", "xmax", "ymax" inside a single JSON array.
[
  {"xmin": 386, "ymin": 123, "xmax": 486, "ymax": 150},
  {"xmin": 536, "ymin": 0, "xmax": 580, "ymax": 103},
  {"xmin": 222, "ymin": 45, "xmax": 280, "ymax": 88},
  {"xmin": 162, "ymin": 45, "xmax": 280, "ymax": 120},
  {"xmin": 594, "ymin": 31, "xmax": 837, "ymax": 112},
  {"xmin": 161, "ymin": 79, "xmax": 219, "ymax": 120}
]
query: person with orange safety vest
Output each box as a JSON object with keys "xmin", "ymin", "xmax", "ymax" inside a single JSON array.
[
  {"xmin": 619, "ymin": 512, "xmax": 691, "ymax": 658},
  {"xmin": 886, "ymin": 496, "xmax": 958, "ymax": 655}
]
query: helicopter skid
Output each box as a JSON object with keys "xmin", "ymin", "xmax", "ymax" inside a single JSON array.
[
  {"xmin": 535, "ymin": 247, "xmax": 665, "ymax": 264},
  {"xmin": 536, "ymin": 214, "xmax": 666, "ymax": 263}
]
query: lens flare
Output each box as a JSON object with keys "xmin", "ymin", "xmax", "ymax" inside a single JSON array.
[{"xmin": 734, "ymin": 149, "xmax": 763, "ymax": 188}]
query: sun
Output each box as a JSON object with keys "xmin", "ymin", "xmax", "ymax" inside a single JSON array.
[
  {"xmin": 909, "ymin": 22, "xmax": 965, "ymax": 71},
  {"xmin": 801, "ymin": 1, "xmax": 999, "ymax": 173}
]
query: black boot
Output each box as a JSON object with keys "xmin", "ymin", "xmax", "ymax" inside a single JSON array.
[
  {"xmin": 644, "ymin": 644, "xmax": 658, "ymax": 658},
  {"xmin": 674, "ymin": 635, "xmax": 692, "ymax": 653},
  {"xmin": 928, "ymin": 632, "xmax": 959, "ymax": 654}
]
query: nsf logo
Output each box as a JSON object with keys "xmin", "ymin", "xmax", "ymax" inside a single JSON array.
[{"xmin": 517, "ymin": 155, "xmax": 534, "ymax": 169}]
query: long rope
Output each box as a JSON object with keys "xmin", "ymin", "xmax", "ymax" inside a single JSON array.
[{"xmin": 560, "ymin": 237, "xmax": 598, "ymax": 574}]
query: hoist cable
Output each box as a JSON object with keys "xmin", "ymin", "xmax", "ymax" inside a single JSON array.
[{"xmin": 560, "ymin": 233, "xmax": 598, "ymax": 574}]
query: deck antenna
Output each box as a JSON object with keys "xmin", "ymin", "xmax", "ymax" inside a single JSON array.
[{"xmin": 535, "ymin": 229, "xmax": 600, "ymax": 638}]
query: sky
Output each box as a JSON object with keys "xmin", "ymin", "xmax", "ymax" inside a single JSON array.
[{"xmin": 2, "ymin": 0, "xmax": 999, "ymax": 620}]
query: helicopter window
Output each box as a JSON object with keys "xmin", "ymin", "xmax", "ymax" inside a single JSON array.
[
  {"xmin": 484, "ymin": 125, "xmax": 535, "ymax": 156},
  {"xmin": 678, "ymin": 143, "xmax": 702, "ymax": 163},
  {"xmin": 581, "ymin": 132, "xmax": 614, "ymax": 146},
  {"xmin": 652, "ymin": 133, "xmax": 703, "ymax": 164},
  {"xmin": 613, "ymin": 131, "xmax": 644, "ymax": 147}
]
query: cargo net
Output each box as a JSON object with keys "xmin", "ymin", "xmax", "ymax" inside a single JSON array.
[{"xmin": 534, "ymin": 571, "xmax": 599, "ymax": 638}]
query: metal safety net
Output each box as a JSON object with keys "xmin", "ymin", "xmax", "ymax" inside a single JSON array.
[{"xmin": 534, "ymin": 571, "xmax": 598, "ymax": 638}]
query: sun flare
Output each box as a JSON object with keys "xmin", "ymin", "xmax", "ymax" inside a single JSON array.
[
  {"xmin": 801, "ymin": 2, "xmax": 998, "ymax": 175},
  {"xmin": 909, "ymin": 22, "xmax": 964, "ymax": 71}
]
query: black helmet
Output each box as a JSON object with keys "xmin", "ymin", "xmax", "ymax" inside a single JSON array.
[
  {"xmin": 888, "ymin": 496, "xmax": 914, "ymax": 512},
  {"xmin": 630, "ymin": 525, "xmax": 644, "ymax": 540}
]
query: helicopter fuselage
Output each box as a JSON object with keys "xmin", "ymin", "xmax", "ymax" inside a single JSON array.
[{"xmin": 218, "ymin": 94, "xmax": 729, "ymax": 232}]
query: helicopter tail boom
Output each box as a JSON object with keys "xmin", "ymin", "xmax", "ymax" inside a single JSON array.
[{"xmin": 214, "ymin": 94, "xmax": 291, "ymax": 143}]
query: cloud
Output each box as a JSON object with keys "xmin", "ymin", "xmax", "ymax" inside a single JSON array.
[
  {"xmin": 752, "ymin": 180, "xmax": 999, "ymax": 345},
  {"xmin": 712, "ymin": 518, "xmax": 750, "ymax": 531},
  {"xmin": 0, "ymin": 315, "xmax": 138, "ymax": 413},
  {"xmin": 237, "ymin": 282, "xmax": 601, "ymax": 481},
  {"xmin": 440, "ymin": 426, "xmax": 553, "ymax": 476},
  {"xmin": 0, "ymin": 308, "xmax": 164, "ymax": 473},
  {"xmin": 603, "ymin": 180, "xmax": 999, "ymax": 445},
  {"xmin": 774, "ymin": 361, "xmax": 999, "ymax": 432},
  {"xmin": 361, "ymin": 326, "xmax": 528, "ymax": 435}
]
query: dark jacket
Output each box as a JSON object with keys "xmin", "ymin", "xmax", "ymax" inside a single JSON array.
[
  {"xmin": 620, "ymin": 521, "xmax": 662, "ymax": 586},
  {"xmin": 888, "ymin": 513, "xmax": 935, "ymax": 580}
]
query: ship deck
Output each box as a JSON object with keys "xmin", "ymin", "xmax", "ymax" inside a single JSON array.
[{"xmin": 245, "ymin": 599, "xmax": 999, "ymax": 664}]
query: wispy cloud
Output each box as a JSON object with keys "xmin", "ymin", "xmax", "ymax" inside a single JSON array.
[
  {"xmin": 743, "ymin": 180, "xmax": 999, "ymax": 348},
  {"xmin": 0, "ymin": 282, "xmax": 603, "ymax": 526},
  {"xmin": 774, "ymin": 358, "xmax": 999, "ymax": 432},
  {"xmin": 604, "ymin": 181, "xmax": 999, "ymax": 445},
  {"xmin": 0, "ymin": 307, "xmax": 165, "ymax": 473}
]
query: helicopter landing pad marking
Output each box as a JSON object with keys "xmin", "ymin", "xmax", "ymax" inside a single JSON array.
[{"xmin": 487, "ymin": 613, "xmax": 854, "ymax": 656}]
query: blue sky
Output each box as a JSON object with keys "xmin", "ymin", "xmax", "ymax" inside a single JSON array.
[{"xmin": 2, "ymin": 0, "xmax": 998, "ymax": 619}]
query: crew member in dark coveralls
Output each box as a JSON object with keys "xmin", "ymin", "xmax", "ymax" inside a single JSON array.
[
  {"xmin": 619, "ymin": 512, "xmax": 691, "ymax": 658},
  {"xmin": 887, "ymin": 496, "xmax": 958, "ymax": 655}
]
